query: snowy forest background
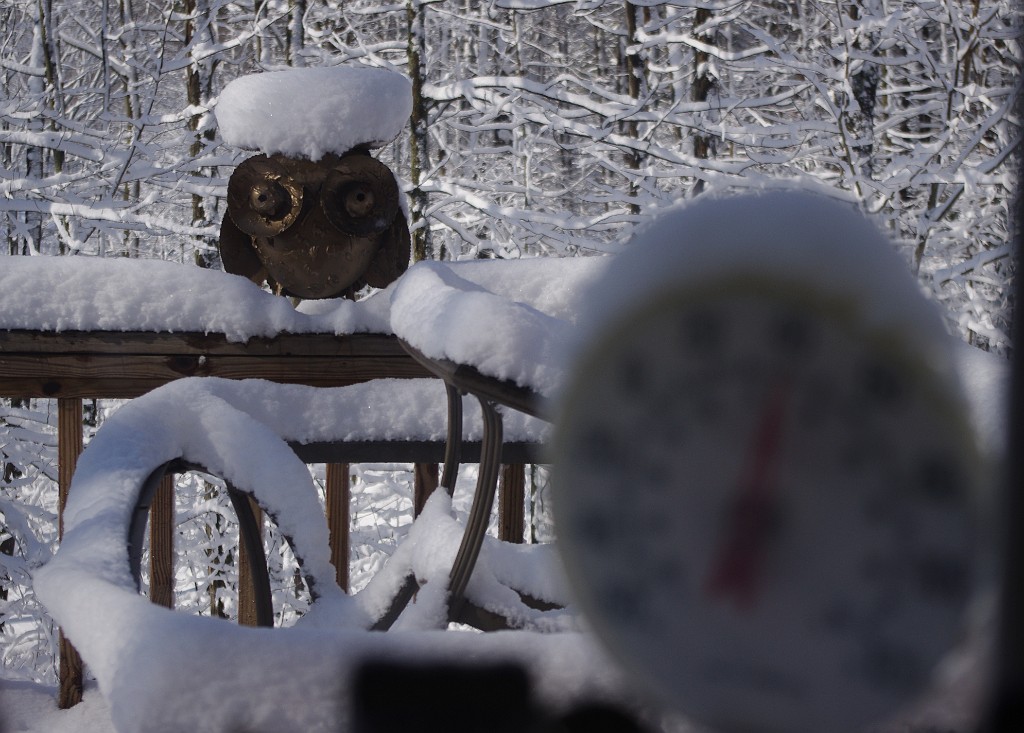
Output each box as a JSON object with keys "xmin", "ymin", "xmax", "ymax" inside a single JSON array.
[{"xmin": 1, "ymin": 0, "xmax": 1021, "ymax": 687}]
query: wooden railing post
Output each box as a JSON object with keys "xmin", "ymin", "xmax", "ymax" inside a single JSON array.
[
  {"xmin": 413, "ymin": 462, "xmax": 439, "ymax": 517},
  {"xmin": 57, "ymin": 397, "xmax": 84, "ymax": 709},
  {"xmin": 237, "ymin": 496, "xmax": 264, "ymax": 626},
  {"xmin": 148, "ymin": 474, "xmax": 174, "ymax": 608},
  {"xmin": 325, "ymin": 463, "xmax": 350, "ymax": 593},
  {"xmin": 498, "ymin": 464, "xmax": 525, "ymax": 544}
]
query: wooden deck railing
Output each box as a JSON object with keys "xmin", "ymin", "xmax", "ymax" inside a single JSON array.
[{"xmin": 0, "ymin": 329, "xmax": 532, "ymax": 707}]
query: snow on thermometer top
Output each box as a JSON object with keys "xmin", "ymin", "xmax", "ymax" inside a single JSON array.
[
  {"xmin": 552, "ymin": 190, "xmax": 984, "ymax": 733},
  {"xmin": 216, "ymin": 66, "xmax": 413, "ymax": 160}
]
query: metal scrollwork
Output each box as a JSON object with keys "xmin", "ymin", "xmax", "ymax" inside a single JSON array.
[{"xmin": 219, "ymin": 149, "xmax": 410, "ymax": 300}]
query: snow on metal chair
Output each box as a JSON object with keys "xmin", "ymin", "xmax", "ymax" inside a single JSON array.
[
  {"xmin": 386, "ymin": 259, "xmax": 574, "ymax": 627},
  {"xmin": 33, "ymin": 375, "xmax": 612, "ymax": 732}
]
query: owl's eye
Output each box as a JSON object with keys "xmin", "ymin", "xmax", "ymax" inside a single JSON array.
[
  {"xmin": 227, "ymin": 154, "xmax": 303, "ymax": 237},
  {"xmin": 320, "ymin": 154, "xmax": 399, "ymax": 237}
]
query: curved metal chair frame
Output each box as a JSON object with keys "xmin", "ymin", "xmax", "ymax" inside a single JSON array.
[
  {"xmin": 398, "ymin": 342, "xmax": 556, "ymax": 627},
  {"xmin": 129, "ymin": 459, "xmax": 285, "ymax": 628},
  {"xmin": 124, "ymin": 365, "xmax": 557, "ymax": 632}
]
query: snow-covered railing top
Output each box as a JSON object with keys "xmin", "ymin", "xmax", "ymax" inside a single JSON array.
[
  {"xmin": 390, "ymin": 258, "xmax": 609, "ymax": 398},
  {"xmin": 0, "ymin": 257, "xmax": 388, "ymax": 339},
  {"xmin": 0, "ymin": 200, "xmax": 1005, "ymax": 452},
  {"xmin": 0, "ymin": 255, "xmax": 609, "ymax": 341}
]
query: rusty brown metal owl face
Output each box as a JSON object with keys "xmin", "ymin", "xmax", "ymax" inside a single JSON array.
[{"xmin": 218, "ymin": 150, "xmax": 410, "ymax": 300}]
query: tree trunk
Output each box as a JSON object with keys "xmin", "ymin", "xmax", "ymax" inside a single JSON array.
[
  {"xmin": 288, "ymin": 0, "xmax": 306, "ymax": 66},
  {"xmin": 407, "ymin": 0, "xmax": 432, "ymax": 262},
  {"xmin": 184, "ymin": 0, "xmax": 219, "ymax": 264},
  {"xmin": 847, "ymin": 0, "xmax": 880, "ymax": 178},
  {"xmin": 691, "ymin": 6, "xmax": 714, "ymax": 196},
  {"xmin": 621, "ymin": 1, "xmax": 646, "ymax": 215}
]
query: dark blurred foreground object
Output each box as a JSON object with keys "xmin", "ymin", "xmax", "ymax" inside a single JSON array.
[
  {"xmin": 352, "ymin": 661, "xmax": 648, "ymax": 733},
  {"xmin": 219, "ymin": 149, "xmax": 410, "ymax": 300},
  {"xmin": 550, "ymin": 192, "xmax": 983, "ymax": 733},
  {"xmin": 974, "ymin": 119, "xmax": 1024, "ymax": 733}
]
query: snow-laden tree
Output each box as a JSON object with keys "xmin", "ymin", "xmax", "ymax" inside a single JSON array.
[
  {"xmin": 1, "ymin": 400, "xmax": 61, "ymax": 682},
  {"xmin": 1, "ymin": 0, "xmax": 252, "ymax": 261}
]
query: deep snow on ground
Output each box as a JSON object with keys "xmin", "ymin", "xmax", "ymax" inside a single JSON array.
[{"xmin": 1, "ymin": 680, "xmax": 113, "ymax": 733}]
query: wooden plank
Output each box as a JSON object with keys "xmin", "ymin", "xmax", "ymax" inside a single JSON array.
[
  {"xmin": 56, "ymin": 399, "xmax": 82, "ymax": 538},
  {"xmin": 237, "ymin": 496, "xmax": 264, "ymax": 627},
  {"xmin": 293, "ymin": 440, "xmax": 540, "ymax": 466},
  {"xmin": 413, "ymin": 463, "xmax": 439, "ymax": 517},
  {"xmin": 499, "ymin": 464, "xmax": 525, "ymax": 544},
  {"xmin": 56, "ymin": 398, "xmax": 84, "ymax": 709},
  {"xmin": 0, "ymin": 330, "xmax": 411, "ymax": 357},
  {"xmin": 148, "ymin": 474, "xmax": 174, "ymax": 609},
  {"xmin": 0, "ymin": 330, "xmax": 430, "ymax": 398},
  {"xmin": 0, "ymin": 354, "xmax": 429, "ymax": 398},
  {"xmin": 325, "ymin": 463, "xmax": 350, "ymax": 593},
  {"xmin": 57, "ymin": 634, "xmax": 83, "ymax": 710}
]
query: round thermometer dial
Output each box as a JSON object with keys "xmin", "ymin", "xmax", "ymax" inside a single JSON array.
[{"xmin": 552, "ymin": 282, "xmax": 980, "ymax": 733}]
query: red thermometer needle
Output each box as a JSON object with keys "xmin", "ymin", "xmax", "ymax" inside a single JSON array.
[{"xmin": 704, "ymin": 381, "xmax": 789, "ymax": 610}]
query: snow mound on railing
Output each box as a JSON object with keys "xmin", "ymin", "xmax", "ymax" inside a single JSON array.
[
  {"xmin": 0, "ymin": 254, "xmax": 610, "ymax": 342},
  {"xmin": 216, "ymin": 66, "xmax": 412, "ymax": 160},
  {"xmin": 0, "ymin": 256, "xmax": 391, "ymax": 338},
  {"xmin": 391, "ymin": 261, "xmax": 573, "ymax": 397}
]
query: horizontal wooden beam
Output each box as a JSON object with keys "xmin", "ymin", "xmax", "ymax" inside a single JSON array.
[
  {"xmin": 0, "ymin": 330, "xmax": 409, "ymax": 357},
  {"xmin": 0, "ymin": 354, "xmax": 429, "ymax": 398},
  {"xmin": 0, "ymin": 331, "xmax": 432, "ymax": 398},
  {"xmin": 291, "ymin": 440, "xmax": 542, "ymax": 465}
]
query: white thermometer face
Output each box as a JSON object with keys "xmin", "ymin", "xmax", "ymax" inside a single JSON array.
[{"xmin": 553, "ymin": 284, "xmax": 979, "ymax": 733}]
